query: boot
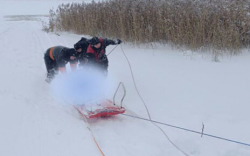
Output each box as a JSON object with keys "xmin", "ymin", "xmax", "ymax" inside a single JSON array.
[{"xmin": 45, "ymin": 70, "xmax": 55, "ymax": 83}]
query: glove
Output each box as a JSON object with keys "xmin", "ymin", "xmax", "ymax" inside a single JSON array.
[
  {"xmin": 116, "ymin": 39, "xmax": 122, "ymax": 44},
  {"xmin": 101, "ymin": 55, "xmax": 107, "ymax": 61}
]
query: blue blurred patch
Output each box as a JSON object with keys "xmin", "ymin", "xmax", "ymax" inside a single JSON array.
[{"xmin": 51, "ymin": 69, "xmax": 107, "ymax": 105}]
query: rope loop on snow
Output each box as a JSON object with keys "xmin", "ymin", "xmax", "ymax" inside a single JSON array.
[
  {"xmin": 113, "ymin": 82, "xmax": 126, "ymax": 107},
  {"xmin": 120, "ymin": 45, "xmax": 190, "ymax": 156},
  {"xmin": 120, "ymin": 45, "xmax": 152, "ymax": 119}
]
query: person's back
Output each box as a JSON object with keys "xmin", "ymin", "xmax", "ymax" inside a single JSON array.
[
  {"xmin": 44, "ymin": 46, "xmax": 77, "ymax": 83},
  {"xmin": 52, "ymin": 46, "xmax": 66, "ymax": 59},
  {"xmin": 52, "ymin": 46, "xmax": 77, "ymax": 67}
]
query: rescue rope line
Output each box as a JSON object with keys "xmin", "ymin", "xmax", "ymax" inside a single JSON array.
[
  {"xmin": 152, "ymin": 122, "xmax": 189, "ymax": 156},
  {"xmin": 107, "ymin": 45, "xmax": 119, "ymax": 56},
  {"xmin": 120, "ymin": 45, "xmax": 151, "ymax": 119},
  {"xmin": 121, "ymin": 113, "xmax": 250, "ymax": 147},
  {"xmin": 75, "ymin": 107, "xmax": 106, "ymax": 156},
  {"xmin": 120, "ymin": 45, "xmax": 190, "ymax": 156}
]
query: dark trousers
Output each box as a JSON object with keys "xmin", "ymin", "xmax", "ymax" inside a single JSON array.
[
  {"xmin": 44, "ymin": 49, "xmax": 58, "ymax": 78},
  {"xmin": 101, "ymin": 58, "xmax": 109, "ymax": 71}
]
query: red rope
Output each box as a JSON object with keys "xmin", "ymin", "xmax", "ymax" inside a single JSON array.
[{"xmin": 75, "ymin": 107, "xmax": 105, "ymax": 156}]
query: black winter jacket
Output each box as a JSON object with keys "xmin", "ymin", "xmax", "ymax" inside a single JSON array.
[
  {"xmin": 86, "ymin": 38, "xmax": 116, "ymax": 62},
  {"xmin": 47, "ymin": 46, "xmax": 77, "ymax": 68}
]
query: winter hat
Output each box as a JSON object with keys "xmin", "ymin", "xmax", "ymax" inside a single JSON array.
[
  {"xmin": 68, "ymin": 48, "xmax": 77, "ymax": 56},
  {"xmin": 90, "ymin": 36, "xmax": 100, "ymax": 46},
  {"xmin": 74, "ymin": 43, "xmax": 81, "ymax": 50}
]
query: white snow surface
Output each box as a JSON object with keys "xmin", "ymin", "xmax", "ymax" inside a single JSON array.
[{"xmin": 0, "ymin": 1, "xmax": 250, "ymax": 156}]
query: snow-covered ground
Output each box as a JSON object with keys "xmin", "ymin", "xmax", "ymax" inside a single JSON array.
[{"xmin": 0, "ymin": 1, "xmax": 250, "ymax": 156}]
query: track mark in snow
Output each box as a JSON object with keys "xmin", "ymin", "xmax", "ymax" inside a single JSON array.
[{"xmin": 0, "ymin": 22, "xmax": 24, "ymax": 37}]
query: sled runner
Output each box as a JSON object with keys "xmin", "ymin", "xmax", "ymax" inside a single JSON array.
[{"xmin": 75, "ymin": 82, "xmax": 126, "ymax": 119}]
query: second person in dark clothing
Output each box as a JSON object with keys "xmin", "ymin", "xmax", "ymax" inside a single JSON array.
[
  {"xmin": 74, "ymin": 36, "xmax": 122, "ymax": 75},
  {"xmin": 74, "ymin": 37, "xmax": 89, "ymax": 66}
]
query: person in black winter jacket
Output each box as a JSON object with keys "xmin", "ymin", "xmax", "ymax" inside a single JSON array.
[
  {"xmin": 74, "ymin": 37, "xmax": 89, "ymax": 66},
  {"xmin": 44, "ymin": 46, "xmax": 78, "ymax": 83},
  {"xmin": 75, "ymin": 36, "xmax": 122, "ymax": 75}
]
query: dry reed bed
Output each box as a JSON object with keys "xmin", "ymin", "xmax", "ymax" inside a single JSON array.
[{"xmin": 47, "ymin": 0, "xmax": 250, "ymax": 53}]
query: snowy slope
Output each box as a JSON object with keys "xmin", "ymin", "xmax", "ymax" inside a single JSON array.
[{"xmin": 0, "ymin": 1, "xmax": 250, "ymax": 156}]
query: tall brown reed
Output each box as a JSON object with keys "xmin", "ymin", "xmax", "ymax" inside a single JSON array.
[{"xmin": 48, "ymin": 0, "xmax": 250, "ymax": 53}]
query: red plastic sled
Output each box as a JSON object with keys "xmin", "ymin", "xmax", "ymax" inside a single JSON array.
[
  {"xmin": 75, "ymin": 82, "xmax": 126, "ymax": 119},
  {"xmin": 76, "ymin": 99, "xmax": 125, "ymax": 119}
]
